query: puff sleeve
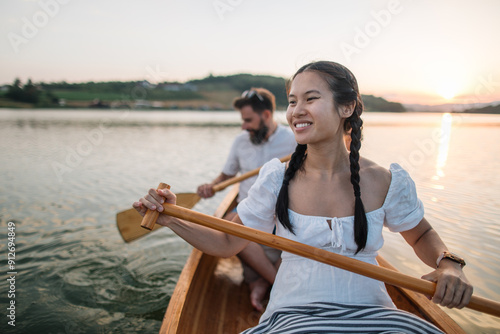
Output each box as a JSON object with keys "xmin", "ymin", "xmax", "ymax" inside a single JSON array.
[
  {"xmin": 237, "ymin": 159, "xmax": 285, "ymax": 233},
  {"xmin": 383, "ymin": 163, "xmax": 425, "ymax": 232}
]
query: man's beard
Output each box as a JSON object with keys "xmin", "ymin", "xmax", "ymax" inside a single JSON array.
[{"xmin": 248, "ymin": 120, "xmax": 269, "ymax": 145}]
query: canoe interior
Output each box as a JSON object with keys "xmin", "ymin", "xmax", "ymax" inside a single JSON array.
[
  {"xmin": 162, "ymin": 252, "xmax": 260, "ymax": 333},
  {"xmin": 160, "ymin": 185, "xmax": 465, "ymax": 334}
]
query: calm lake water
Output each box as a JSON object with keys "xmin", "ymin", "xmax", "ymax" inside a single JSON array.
[{"xmin": 0, "ymin": 109, "xmax": 499, "ymax": 334}]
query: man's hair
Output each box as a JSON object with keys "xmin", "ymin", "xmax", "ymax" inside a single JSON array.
[{"xmin": 233, "ymin": 87, "xmax": 276, "ymax": 114}]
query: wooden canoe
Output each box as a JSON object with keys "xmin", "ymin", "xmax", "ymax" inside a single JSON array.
[{"xmin": 159, "ymin": 185, "xmax": 465, "ymax": 334}]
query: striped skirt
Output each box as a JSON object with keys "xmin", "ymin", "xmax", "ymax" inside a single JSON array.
[{"xmin": 240, "ymin": 302, "xmax": 444, "ymax": 334}]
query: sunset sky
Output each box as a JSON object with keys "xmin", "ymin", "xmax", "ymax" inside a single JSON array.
[{"xmin": 1, "ymin": 0, "xmax": 499, "ymax": 105}]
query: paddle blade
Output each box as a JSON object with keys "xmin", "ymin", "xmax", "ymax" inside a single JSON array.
[
  {"xmin": 117, "ymin": 208, "xmax": 163, "ymax": 242},
  {"xmin": 116, "ymin": 192, "xmax": 202, "ymax": 243},
  {"xmin": 176, "ymin": 192, "xmax": 202, "ymax": 210}
]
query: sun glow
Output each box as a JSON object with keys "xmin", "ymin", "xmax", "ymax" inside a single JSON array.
[
  {"xmin": 436, "ymin": 81, "xmax": 459, "ymax": 100},
  {"xmin": 427, "ymin": 59, "xmax": 470, "ymax": 102},
  {"xmin": 437, "ymin": 87, "xmax": 457, "ymax": 100}
]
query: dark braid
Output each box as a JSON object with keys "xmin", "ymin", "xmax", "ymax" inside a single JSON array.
[
  {"xmin": 275, "ymin": 143, "xmax": 307, "ymax": 233},
  {"xmin": 348, "ymin": 106, "xmax": 368, "ymax": 253},
  {"xmin": 279, "ymin": 60, "xmax": 368, "ymax": 253}
]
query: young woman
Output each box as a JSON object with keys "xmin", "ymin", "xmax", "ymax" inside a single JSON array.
[{"xmin": 134, "ymin": 61, "xmax": 472, "ymax": 333}]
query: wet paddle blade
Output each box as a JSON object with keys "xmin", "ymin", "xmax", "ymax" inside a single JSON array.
[
  {"xmin": 116, "ymin": 193, "xmax": 201, "ymax": 243},
  {"xmin": 176, "ymin": 192, "xmax": 203, "ymax": 210}
]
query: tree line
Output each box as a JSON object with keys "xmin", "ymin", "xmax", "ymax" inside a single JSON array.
[
  {"xmin": 3, "ymin": 78, "xmax": 59, "ymax": 106},
  {"xmin": 1, "ymin": 75, "xmax": 406, "ymax": 112}
]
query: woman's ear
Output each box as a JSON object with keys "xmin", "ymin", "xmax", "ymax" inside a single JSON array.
[{"xmin": 339, "ymin": 101, "xmax": 356, "ymax": 118}]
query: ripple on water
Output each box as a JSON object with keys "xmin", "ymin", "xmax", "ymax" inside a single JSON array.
[
  {"xmin": 48, "ymin": 254, "xmax": 168, "ymax": 314},
  {"xmin": 36, "ymin": 232, "xmax": 192, "ymax": 319}
]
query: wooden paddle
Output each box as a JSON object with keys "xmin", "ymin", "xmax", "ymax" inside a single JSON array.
[
  {"xmin": 139, "ymin": 195, "xmax": 500, "ymax": 318},
  {"xmin": 116, "ymin": 154, "xmax": 292, "ymax": 242}
]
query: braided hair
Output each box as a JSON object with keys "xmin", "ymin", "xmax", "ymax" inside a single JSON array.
[
  {"xmin": 275, "ymin": 61, "xmax": 368, "ymax": 253},
  {"xmin": 275, "ymin": 143, "xmax": 307, "ymax": 232}
]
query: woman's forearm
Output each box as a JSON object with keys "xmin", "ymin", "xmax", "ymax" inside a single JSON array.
[
  {"xmin": 165, "ymin": 215, "xmax": 250, "ymax": 258},
  {"xmin": 401, "ymin": 218, "xmax": 447, "ymax": 268}
]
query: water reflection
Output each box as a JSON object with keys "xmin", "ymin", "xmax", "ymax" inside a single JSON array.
[{"xmin": 435, "ymin": 113, "xmax": 452, "ymax": 179}]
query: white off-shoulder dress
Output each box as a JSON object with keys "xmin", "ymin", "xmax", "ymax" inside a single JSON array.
[{"xmin": 237, "ymin": 158, "xmax": 443, "ymax": 334}]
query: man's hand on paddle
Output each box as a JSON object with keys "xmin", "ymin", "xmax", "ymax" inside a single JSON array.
[{"xmin": 197, "ymin": 183, "xmax": 215, "ymax": 198}]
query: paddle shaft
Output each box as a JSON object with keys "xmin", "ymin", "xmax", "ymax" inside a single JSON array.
[{"xmin": 152, "ymin": 203, "xmax": 500, "ymax": 318}]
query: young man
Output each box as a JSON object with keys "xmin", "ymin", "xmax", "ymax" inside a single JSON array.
[{"xmin": 197, "ymin": 88, "xmax": 296, "ymax": 311}]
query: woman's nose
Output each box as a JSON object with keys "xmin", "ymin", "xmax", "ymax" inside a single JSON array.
[{"xmin": 292, "ymin": 103, "xmax": 306, "ymax": 117}]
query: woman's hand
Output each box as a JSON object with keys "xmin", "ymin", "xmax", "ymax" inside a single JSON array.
[
  {"xmin": 132, "ymin": 188, "xmax": 177, "ymax": 226},
  {"xmin": 421, "ymin": 261, "xmax": 473, "ymax": 309}
]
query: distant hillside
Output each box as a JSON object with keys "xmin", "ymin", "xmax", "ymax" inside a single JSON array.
[
  {"xmin": 463, "ymin": 103, "xmax": 500, "ymax": 114},
  {"xmin": 403, "ymin": 101, "xmax": 500, "ymax": 114},
  {"xmin": 1, "ymin": 74, "xmax": 405, "ymax": 112},
  {"xmin": 361, "ymin": 94, "xmax": 405, "ymax": 112},
  {"xmin": 187, "ymin": 75, "xmax": 405, "ymax": 112},
  {"xmin": 188, "ymin": 73, "xmax": 287, "ymax": 108}
]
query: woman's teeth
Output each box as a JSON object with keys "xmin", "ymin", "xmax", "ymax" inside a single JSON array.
[{"xmin": 296, "ymin": 123, "xmax": 311, "ymax": 128}]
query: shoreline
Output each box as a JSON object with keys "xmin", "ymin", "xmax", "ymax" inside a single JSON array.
[{"xmin": 1, "ymin": 106, "xmax": 498, "ymax": 115}]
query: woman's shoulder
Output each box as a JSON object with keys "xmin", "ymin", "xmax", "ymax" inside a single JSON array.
[
  {"xmin": 359, "ymin": 157, "xmax": 391, "ymax": 188},
  {"xmin": 239, "ymin": 158, "xmax": 285, "ymax": 217},
  {"xmin": 260, "ymin": 158, "xmax": 286, "ymax": 181},
  {"xmin": 359, "ymin": 158, "xmax": 414, "ymax": 190},
  {"xmin": 360, "ymin": 158, "xmax": 421, "ymax": 213},
  {"xmin": 358, "ymin": 157, "xmax": 392, "ymax": 208}
]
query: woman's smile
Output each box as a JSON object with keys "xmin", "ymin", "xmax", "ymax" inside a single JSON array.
[{"xmin": 295, "ymin": 122, "xmax": 312, "ymax": 129}]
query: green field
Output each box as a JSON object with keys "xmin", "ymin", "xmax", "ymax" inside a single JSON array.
[
  {"xmin": 53, "ymin": 89, "xmax": 204, "ymax": 102},
  {"xmin": 53, "ymin": 90, "xmax": 126, "ymax": 101}
]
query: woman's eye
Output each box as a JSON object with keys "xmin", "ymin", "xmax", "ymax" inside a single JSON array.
[
  {"xmin": 288, "ymin": 100, "xmax": 296, "ymax": 105},
  {"xmin": 307, "ymin": 97, "xmax": 319, "ymax": 101}
]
